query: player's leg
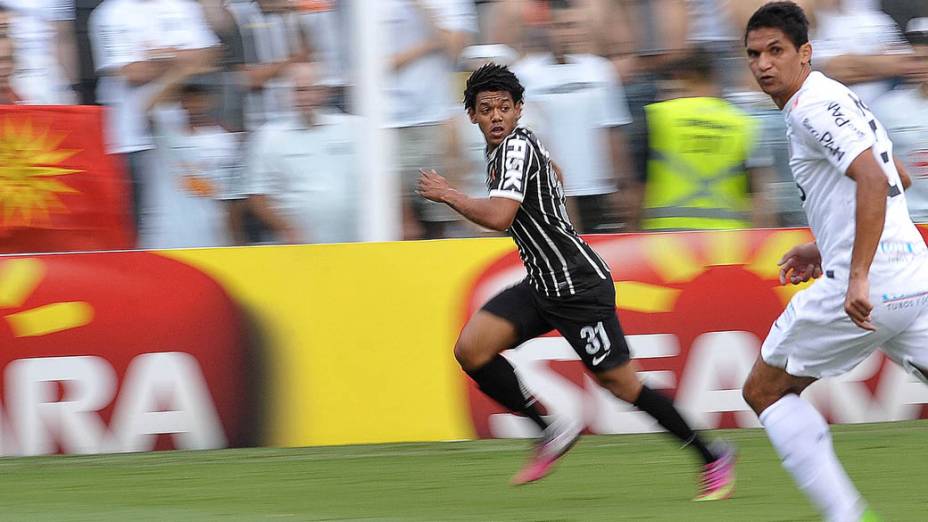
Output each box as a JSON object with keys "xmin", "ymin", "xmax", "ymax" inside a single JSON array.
[
  {"xmin": 881, "ymin": 295, "xmax": 928, "ymax": 387},
  {"xmin": 456, "ymin": 282, "xmax": 552, "ymax": 432},
  {"xmin": 745, "ymin": 280, "xmax": 892, "ymax": 522},
  {"xmin": 550, "ymin": 306, "xmax": 734, "ymax": 493},
  {"xmin": 463, "ymin": 282, "xmax": 584, "ymax": 485},
  {"xmin": 741, "ymin": 358, "xmax": 870, "ymax": 522},
  {"xmin": 594, "ymin": 360, "xmax": 737, "ymax": 501},
  {"xmin": 539, "ymin": 271, "xmax": 735, "ymax": 497}
]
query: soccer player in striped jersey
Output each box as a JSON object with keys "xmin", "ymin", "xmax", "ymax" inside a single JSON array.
[{"xmin": 417, "ymin": 63, "xmax": 735, "ymax": 498}]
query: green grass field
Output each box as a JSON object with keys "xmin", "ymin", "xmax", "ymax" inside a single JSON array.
[{"xmin": 0, "ymin": 421, "xmax": 924, "ymax": 521}]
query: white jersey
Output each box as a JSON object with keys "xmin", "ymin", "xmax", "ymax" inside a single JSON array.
[
  {"xmin": 783, "ymin": 71, "xmax": 926, "ymax": 280},
  {"xmin": 512, "ymin": 53, "xmax": 632, "ymax": 197}
]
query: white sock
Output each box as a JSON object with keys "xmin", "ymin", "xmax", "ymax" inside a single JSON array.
[{"xmin": 759, "ymin": 394, "xmax": 865, "ymax": 522}]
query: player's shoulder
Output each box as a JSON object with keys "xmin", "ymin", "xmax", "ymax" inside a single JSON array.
[
  {"xmin": 493, "ymin": 128, "xmax": 541, "ymax": 167},
  {"xmin": 787, "ymin": 72, "xmax": 864, "ymax": 124},
  {"xmin": 500, "ymin": 127, "xmax": 533, "ymax": 146},
  {"xmin": 788, "ymin": 71, "xmax": 857, "ymax": 115}
]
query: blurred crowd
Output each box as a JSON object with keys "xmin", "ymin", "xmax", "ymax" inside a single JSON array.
[{"xmin": 4, "ymin": 0, "xmax": 928, "ymax": 249}]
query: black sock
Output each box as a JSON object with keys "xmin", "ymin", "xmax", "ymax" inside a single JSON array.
[
  {"xmin": 633, "ymin": 385, "xmax": 716, "ymax": 464},
  {"xmin": 466, "ymin": 355, "xmax": 548, "ymax": 432}
]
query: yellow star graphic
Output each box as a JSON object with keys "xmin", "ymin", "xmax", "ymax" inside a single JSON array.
[{"xmin": 0, "ymin": 117, "xmax": 83, "ymax": 227}]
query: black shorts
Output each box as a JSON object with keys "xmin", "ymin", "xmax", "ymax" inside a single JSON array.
[{"xmin": 482, "ymin": 279, "xmax": 631, "ymax": 372}]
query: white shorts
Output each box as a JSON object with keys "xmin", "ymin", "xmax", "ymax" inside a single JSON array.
[{"xmin": 761, "ymin": 270, "xmax": 928, "ymax": 380}]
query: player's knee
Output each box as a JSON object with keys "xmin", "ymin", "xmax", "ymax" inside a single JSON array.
[
  {"xmin": 453, "ymin": 337, "xmax": 474, "ymax": 369},
  {"xmin": 595, "ymin": 371, "xmax": 642, "ymax": 403},
  {"xmin": 742, "ymin": 378, "xmax": 779, "ymax": 415},
  {"xmin": 453, "ymin": 336, "xmax": 490, "ymax": 371}
]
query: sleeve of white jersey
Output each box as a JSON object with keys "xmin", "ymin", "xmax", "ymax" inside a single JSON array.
[
  {"xmin": 790, "ymin": 97, "xmax": 876, "ymax": 175},
  {"xmin": 488, "ymin": 136, "xmax": 531, "ymax": 203},
  {"xmin": 89, "ymin": 6, "xmax": 143, "ymax": 73},
  {"xmin": 598, "ymin": 60, "xmax": 632, "ymax": 127},
  {"xmin": 244, "ymin": 128, "xmax": 277, "ymax": 197}
]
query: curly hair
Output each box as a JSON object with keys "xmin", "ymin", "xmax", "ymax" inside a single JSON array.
[{"xmin": 463, "ymin": 63, "xmax": 525, "ymax": 111}]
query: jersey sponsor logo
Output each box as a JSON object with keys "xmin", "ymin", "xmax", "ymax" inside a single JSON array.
[
  {"xmin": 802, "ymin": 117, "xmax": 845, "ymax": 161},
  {"xmin": 826, "ymin": 102, "xmax": 864, "ymax": 137},
  {"xmin": 503, "ymin": 139, "xmax": 528, "ymax": 191}
]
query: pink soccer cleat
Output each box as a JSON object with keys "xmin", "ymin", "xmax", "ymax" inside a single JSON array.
[
  {"xmin": 694, "ymin": 442, "xmax": 737, "ymax": 501},
  {"xmin": 511, "ymin": 418, "xmax": 583, "ymax": 486}
]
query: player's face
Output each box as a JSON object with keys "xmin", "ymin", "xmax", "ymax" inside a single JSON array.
[
  {"xmin": 469, "ymin": 90, "xmax": 522, "ymax": 148},
  {"xmin": 746, "ymin": 27, "xmax": 812, "ymax": 104}
]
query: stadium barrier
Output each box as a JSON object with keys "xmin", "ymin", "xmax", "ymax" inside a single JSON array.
[{"xmin": 1, "ymin": 229, "xmax": 926, "ymax": 455}]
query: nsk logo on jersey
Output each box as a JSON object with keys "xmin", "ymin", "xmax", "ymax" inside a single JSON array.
[{"xmin": 503, "ymin": 139, "xmax": 527, "ymax": 191}]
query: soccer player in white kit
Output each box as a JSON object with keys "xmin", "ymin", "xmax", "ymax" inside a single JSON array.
[{"xmin": 741, "ymin": 3, "xmax": 928, "ymax": 521}]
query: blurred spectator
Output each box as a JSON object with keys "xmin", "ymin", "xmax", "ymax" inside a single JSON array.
[
  {"xmin": 609, "ymin": 0, "xmax": 690, "ymax": 223},
  {"xmin": 512, "ymin": 2, "xmax": 633, "ymax": 233},
  {"xmin": 295, "ymin": 0, "xmax": 349, "ymax": 110},
  {"xmin": 813, "ymin": 0, "xmax": 919, "ymax": 105},
  {"xmin": 725, "ymin": 0, "xmax": 812, "ymax": 227},
  {"xmin": 882, "ymin": 0, "xmax": 928, "ymax": 33},
  {"xmin": 633, "ymin": 50, "xmax": 774, "ymax": 231},
  {"xmin": 228, "ymin": 0, "xmax": 310, "ymax": 130},
  {"xmin": 195, "ymin": 0, "xmax": 248, "ymax": 131},
  {"xmin": 0, "ymin": 0, "xmax": 79, "ymax": 104},
  {"xmin": 383, "ymin": 0, "xmax": 477, "ymax": 240},
  {"xmin": 89, "ymin": 0, "xmax": 219, "ymax": 238},
  {"xmin": 0, "ymin": 36, "xmax": 19, "ymax": 103},
  {"xmin": 142, "ymin": 64, "xmax": 245, "ymax": 249},
  {"xmin": 245, "ymin": 62, "xmax": 361, "ymax": 244},
  {"xmin": 872, "ymin": 17, "xmax": 928, "ymax": 223},
  {"xmin": 0, "ymin": 35, "xmax": 65, "ymax": 104}
]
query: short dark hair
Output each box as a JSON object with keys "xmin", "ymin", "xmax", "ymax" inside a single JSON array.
[
  {"xmin": 463, "ymin": 63, "xmax": 524, "ymax": 111},
  {"xmin": 665, "ymin": 47, "xmax": 716, "ymax": 80},
  {"xmin": 744, "ymin": 1, "xmax": 810, "ymax": 49}
]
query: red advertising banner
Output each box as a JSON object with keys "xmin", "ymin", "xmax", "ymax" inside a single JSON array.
[
  {"xmin": 463, "ymin": 229, "xmax": 928, "ymax": 438},
  {"xmin": 0, "ymin": 105, "xmax": 133, "ymax": 253},
  {"xmin": 0, "ymin": 252, "xmax": 256, "ymax": 455}
]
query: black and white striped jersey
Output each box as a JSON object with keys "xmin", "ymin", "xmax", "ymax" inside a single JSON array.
[{"xmin": 486, "ymin": 127, "xmax": 611, "ymax": 297}]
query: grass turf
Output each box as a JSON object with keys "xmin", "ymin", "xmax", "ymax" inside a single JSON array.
[{"xmin": 0, "ymin": 420, "xmax": 924, "ymax": 521}]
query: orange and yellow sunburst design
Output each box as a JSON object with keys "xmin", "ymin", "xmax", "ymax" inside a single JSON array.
[
  {"xmin": 0, "ymin": 118, "xmax": 82, "ymax": 227},
  {"xmin": 1, "ymin": 258, "xmax": 92, "ymax": 337},
  {"xmin": 613, "ymin": 230, "xmax": 816, "ymax": 313}
]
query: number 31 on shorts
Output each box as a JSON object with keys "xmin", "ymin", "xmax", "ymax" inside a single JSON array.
[{"xmin": 581, "ymin": 321, "xmax": 612, "ymax": 365}]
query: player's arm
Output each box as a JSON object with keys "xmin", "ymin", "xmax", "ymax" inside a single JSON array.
[
  {"xmin": 820, "ymin": 53, "xmax": 917, "ymax": 86},
  {"xmin": 845, "ymin": 149, "xmax": 888, "ymax": 331},
  {"xmin": 417, "ymin": 169, "xmax": 520, "ymax": 231},
  {"xmin": 894, "ymin": 155, "xmax": 912, "ymax": 190}
]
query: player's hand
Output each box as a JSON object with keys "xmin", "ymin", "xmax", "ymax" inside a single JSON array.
[
  {"xmin": 417, "ymin": 168, "xmax": 451, "ymax": 203},
  {"xmin": 845, "ymin": 277, "xmax": 876, "ymax": 331},
  {"xmin": 777, "ymin": 242, "xmax": 822, "ymax": 285}
]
